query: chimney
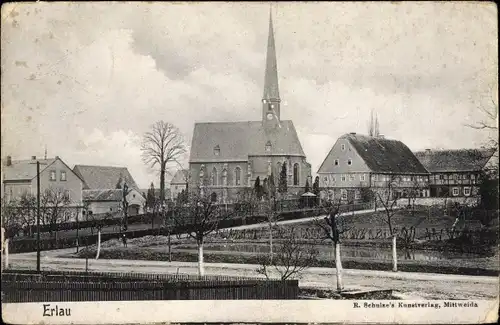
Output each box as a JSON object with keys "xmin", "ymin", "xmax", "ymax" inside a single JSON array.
[
  {"xmin": 55, "ymin": 155, "xmax": 59, "ymax": 160},
  {"xmin": 425, "ymin": 149, "xmax": 431, "ymax": 154},
  {"xmin": 349, "ymin": 132, "xmax": 356, "ymax": 135},
  {"xmin": 6, "ymin": 156, "xmax": 12, "ymax": 166},
  {"xmin": 31, "ymin": 156, "xmax": 37, "ymax": 161}
]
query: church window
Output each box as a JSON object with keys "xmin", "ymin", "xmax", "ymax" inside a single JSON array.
[
  {"xmin": 265, "ymin": 141, "xmax": 272, "ymax": 152},
  {"xmin": 213, "ymin": 145, "xmax": 220, "ymax": 156},
  {"xmin": 235, "ymin": 167, "xmax": 241, "ymax": 186},
  {"xmin": 341, "ymin": 144, "xmax": 346, "ymax": 151},
  {"xmin": 293, "ymin": 163, "xmax": 299, "ymax": 186},
  {"xmin": 276, "ymin": 162, "xmax": 282, "ymax": 175},
  {"xmin": 211, "ymin": 167, "xmax": 218, "ymax": 186},
  {"xmin": 334, "ymin": 159, "xmax": 339, "ymax": 166},
  {"xmin": 347, "ymin": 159, "xmax": 352, "ymax": 165}
]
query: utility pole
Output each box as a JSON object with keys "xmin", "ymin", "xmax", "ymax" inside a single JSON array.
[{"xmin": 36, "ymin": 161, "xmax": 41, "ymax": 272}]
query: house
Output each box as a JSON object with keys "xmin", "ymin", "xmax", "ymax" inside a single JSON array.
[
  {"xmin": 188, "ymin": 11, "xmax": 312, "ymax": 202},
  {"xmin": 2, "ymin": 155, "xmax": 84, "ymax": 220},
  {"xmin": 170, "ymin": 169, "xmax": 188, "ymax": 201},
  {"xmin": 72, "ymin": 165, "xmax": 145, "ymax": 216},
  {"xmin": 317, "ymin": 133, "xmax": 430, "ymax": 202},
  {"xmin": 414, "ymin": 148, "xmax": 496, "ymax": 198}
]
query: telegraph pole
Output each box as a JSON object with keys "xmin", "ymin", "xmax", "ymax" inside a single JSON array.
[{"xmin": 36, "ymin": 161, "xmax": 41, "ymax": 272}]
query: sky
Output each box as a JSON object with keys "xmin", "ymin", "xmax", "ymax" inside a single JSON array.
[{"xmin": 1, "ymin": 2, "xmax": 498, "ymax": 189}]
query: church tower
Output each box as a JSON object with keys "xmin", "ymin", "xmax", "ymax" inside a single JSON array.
[{"xmin": 262, "ymin": 8, "xmax": 281, "ymax": 128}]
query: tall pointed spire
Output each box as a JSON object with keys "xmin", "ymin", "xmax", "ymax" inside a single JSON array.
[
  {"xmin": 262, "ymin": 6, "xmax": 281, "ymax": 128},
  {"xmin": 263, "ymin": 7, "xmax": 280, "ymax": 101}
]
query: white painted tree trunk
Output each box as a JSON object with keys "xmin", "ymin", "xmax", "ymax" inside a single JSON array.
[
  {"xmin": 392, "ymin": 235, "xmax": 398, "ymax": 272},
  {"xmin": 4, "ymin": 239, "xmax": 9, "ymax": 269},
  {"xmin": 269, "ymin": 223, "xmax": 273, "ymax": 264},
  {"xmin": 95, "ymin": 230, "xmax": 101, "ymax": 260},
  {"xmin": 197, "ymin": 243, "xmax": 205, "ymax": 276},
  {"xmin": 334, "ymin": 242, "xmax": 343, "ymax": 292}
]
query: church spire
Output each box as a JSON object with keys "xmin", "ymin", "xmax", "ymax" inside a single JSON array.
[
  {"xmin": 263, "ymin": 8, "xmax": 280, "ymax": 101},
  {"xmin": 262, "ymin": 6, "xmax": 281, "ymax": 127}
]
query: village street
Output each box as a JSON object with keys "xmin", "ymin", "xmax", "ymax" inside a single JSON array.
[{"xmin": 6, "ymin": 248, "xmax": 498, "ymax": 300}]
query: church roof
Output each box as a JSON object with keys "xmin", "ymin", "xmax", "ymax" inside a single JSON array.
[
  {"xmin": 189, "ymin": 120, "xmax": 306, "ymax": 163},
  {"xmin": 318, "ymin": 133, "xmax": 429, "ymax": 174},
  {"xmin": 414, "ymin": 148, "xmax": 495, "ymax": 173},
  {"xmin": 73, "ymin": 165, "xmax": 139, "ymax": 190}
]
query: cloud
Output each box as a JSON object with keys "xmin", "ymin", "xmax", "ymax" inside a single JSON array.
[{"xmin": 1, "ymin": 2, "xmax": 497, "ymax": 188}]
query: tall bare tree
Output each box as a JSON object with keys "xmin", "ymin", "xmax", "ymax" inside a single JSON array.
[
  {"xmin": 39, "ymin": 188, "xmax": 72, "ymax": 242},
  {"xmin": 141, "ymin": 121, "xmax": 186, "ymax": 206}
]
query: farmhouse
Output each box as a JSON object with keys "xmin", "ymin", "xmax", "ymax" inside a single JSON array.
[
  {"xmin": 317, "ymin": 133, "xmax": 430, "ymax": 202},
  {"xmin": 414, "ymin": 148, "xmax": 496, "ymax": 198},
  {"xmin": 73, "ymin": 165, "xmax": 145, "ymax": 216}
]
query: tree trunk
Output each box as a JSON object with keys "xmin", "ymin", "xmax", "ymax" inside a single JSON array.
[
  {"xmin": 168, "ymin": 232, "xmax": 172, "ymax": 262},
  {"xmin": 197, "ymin": 241, "xmax": 205, "ymax": 276},
  {"xmin": 95, "ymin": 229, "xmax": 101, "ymax": 260},
  {"xmin": 334, "ymin": 242, "xmax": 343, "ymax": 292},
  {"xmin": 269, "ymin": 222, "xmax": 273, "ymax": 264},
  {"xmin": 4, "ymin": 238, "xmax": 9, "ymax": 269},
  {"xmin": 392, "ymin": 235, "xmax": 398, "ymax": 272},
  {"xmin": 160, "ymin": 167, "xmax": 165, "ymax": 205}
]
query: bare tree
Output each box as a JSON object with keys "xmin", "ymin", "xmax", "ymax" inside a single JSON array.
[
  {"xmin": 314, "ymin": 197, "xmax": 352, "ymax": 292},
  {"xmin": 1, "ymin": 197, "xmax": 22, "ymax": 239},
  {"xmin": 261, "ymin": 195, "xmax": 281, "ymax": 264},
  {"xmin": 89, "ymin": 212, "xmax": 113, "ymax": 260},
  {"xmin": 172, "ymin": 186, "xmax": 231, "ymax": 276},
  {"xmin": 39, "ymin": 188, "xmax": 72, "ymax": 242},
  {"xmin": 374, "ymin": 174, "xmax": 401, "ymax": 272},
  {"xmin": 16, "ymin": 193, "xmax": 36, "ymax": 237},
  {"xmin": 257, "ymin": 225, "xmax": 318, "ymax": 281},
  {"xmin": 141, "ymin": 121, "xmax": 186, "ymax": 205}
]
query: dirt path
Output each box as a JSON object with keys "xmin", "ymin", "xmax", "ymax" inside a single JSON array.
[{"xmin": 6, "ymin": 251, "xmax": 498, "ymax": 300}]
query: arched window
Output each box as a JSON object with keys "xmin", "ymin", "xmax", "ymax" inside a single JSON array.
[
  {"xmin": 276, "ymin": 162, "xmax": 282, "ymax": 176},
  {"xmin": 293, "ymin": 163, "xmax": 299, "ymax": 186},
  {"xmin": 211, "ymin": 167, "xmax": 218, "ymax": 186},
  {"xmin": 235, "ymin": 167, "xmax": 241, "ymax": 186},
  {"xmin": 211, "ymin": 192, "xmax": 217, "ymax": 202}
]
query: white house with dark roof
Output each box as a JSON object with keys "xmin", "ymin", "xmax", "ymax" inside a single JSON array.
[
  {"xmin": 72, "ymin": 165, "xmax": 145, "ymax": 216},
  {"xmin": 188, "ymin": 10, "xmax": 311, "ymax": 202},
  {"xmin": 414, "ymin": 148, "xmax": 496, "ymax": 198},
  {"xmin": 2, "ymin": 155, "xmax": 84, "ymax": 220},
  {"xmin": 317, "ymin": 133, "xmax": 430, "ymax": 202},
  {"xmin": 170, "ymin": 169, "xmax": 189, "ymax": 201}
]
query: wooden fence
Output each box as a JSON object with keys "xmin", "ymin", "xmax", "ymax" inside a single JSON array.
[{"xmin": 1, "ymin": 270, "xmax": 298, "ymax": 302}]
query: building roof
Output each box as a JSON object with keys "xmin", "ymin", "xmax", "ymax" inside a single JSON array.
[
  {"xmin": 189, "ymin": 120, "xmax": 305, "ymax": 163},
  {"xmin": 73, "ymin": 165, "xmax": 139, "ymax": 190},
  {"xmin": 2, "ymin": 156, "xmax": 83, "ymax": 182},
  {"xmin": 138, "ymin": 188, "xmax": 171, "ymax": 199},
  {"xmin": 171, "ymin": 169, "xmax": 188, "ymax": 184},
  {"xmin": 414, "ymin": 148, "xmax": 496, "ymax": 173},
  {"xmin": 83, "ymin": 189, "xmax": 122, "ymax": 202},
  {"xmin": 318, "ymin": 133, "xmax": 429, "ymax": 174}
]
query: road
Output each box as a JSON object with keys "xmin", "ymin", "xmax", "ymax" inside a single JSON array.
[{"xmin": 5, "ymin": 248, "xmax": 499, "ymax": 300}]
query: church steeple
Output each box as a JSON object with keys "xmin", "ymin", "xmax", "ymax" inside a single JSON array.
[{"xmin": 262, "ymin": 7, "xmax": 281, "ymax": 127}]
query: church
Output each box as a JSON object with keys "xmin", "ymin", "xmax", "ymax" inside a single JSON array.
[{"xmin": 188, "ymin": 10, "xmax": 312, "ymax": 203}]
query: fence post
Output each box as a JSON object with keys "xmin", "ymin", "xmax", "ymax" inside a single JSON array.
[{"xmin": 4, "ymin": 238, "xmax": 9, "ymax": 269}]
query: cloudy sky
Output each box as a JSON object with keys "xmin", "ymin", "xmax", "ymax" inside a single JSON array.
[{"xmin": 1, "ymin": 2, "xmax": 497, "ymax": 188}]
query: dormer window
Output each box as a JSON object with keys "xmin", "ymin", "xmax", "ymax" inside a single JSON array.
[
  {"xmin": 213, "ymin": 145, "xmax": 220, "ymax": 156},
  {"xmin": 265, "ymin": 141, "xmax": 272, "ymax": 152}
]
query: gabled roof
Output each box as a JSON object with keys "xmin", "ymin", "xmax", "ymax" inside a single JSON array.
[
  {"xmin": 414, "ymin": 148, "xmax": 496, "ymax": 173},
  {"xmin": 73, "ymin": 165, "xmax": 139, "ymax": 190},
  {"xmin": 318, "ymin": 133, "xmax": 429, "ymax": 174},
  {"xmin": 171, "ymin": 169, "xmax": 188, "ymax": 184},
  {"xmin": 83, "ymin": 189, "xmax": 122, "ymax": 202},
  {"xmin": 2, "ymin": 157, "xmax": 83, "ymax": 182},
  {"xmin": 189, "ymin": 120, "xmax": 305, "ymax": 162}
]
